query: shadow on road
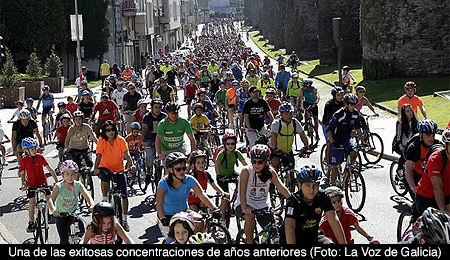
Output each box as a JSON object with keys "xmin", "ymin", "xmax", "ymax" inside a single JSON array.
[
  {"xmin": 390, "ymin": 195, "xmax": 413, "ymax": 213},
  {"xmin": 140, "ymin": 224, "xmax": 162, "ymax": 244},
  {"xmin": 0, "ymin": 195, "xmax": 28, "ymax": 216},
  {"xmin": 129, "ymin": 195, "xmax": 156, "ymax": 219}
]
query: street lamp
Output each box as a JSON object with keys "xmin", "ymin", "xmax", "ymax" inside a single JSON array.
[{"xmin": 74, "ymin": 0, "xmax": 82, "ymax": 75}]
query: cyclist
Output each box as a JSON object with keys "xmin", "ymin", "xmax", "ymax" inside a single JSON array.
[
  {"xmin": 185, "ymin": 76, "xmax": 200, "ymax": 116},
  {"xmin": 209, "ymin": 72, "xmax": 221, "ymax": 99},
  {"xmin": 77, "ymin": 90, "xmax": 95, "ymax": 123},
  {"xmin": 54, "ymin": 102, "xmax": 72, "ymax": 129},
  {"xmin": 156, "ymin": 152, "xmax": 218, "ymax": 240},
  {"xmin": 415, "ymin": 128, "xmax": 450, "ymax": 215},
  {"xmin": 243, "ymin": 86, "xmax": 273, "ymax": 148},
  {"xmin": 196, "ymin": 88, "xmax": 218, "ymax": 126},
  {"xmin": 236, "ymin": 79, "xmax": 251, "ymax": 141},
  {"xmin": 286, "ymin": 73, "xmax": 303, "ymax": 109},
  {"xmin": 64, "ymin": 111, "xmax": 97, "ymax": 173},
  {"xmin": 111, "ymin": 81, "xmax": 128, "ymax": 110},
  {"xmin": 301, "ymin": 79, "xmax": 320, "ymax": 138},
  {"xmin": 66, "ymin": 96, "xmax": 78, "ymax": 115},
  {"xmin": 154, "ymin": 77, "xmax": 176, "ymax": 105},
  {"xmin": 8, "ymin": 100, "xmax": 25, "ymax": 123},
  {"xmin": 92, "ymin": 92, "xmax": 120, "ymax": 137},
  {"xmin": 131, "ymin": 99, "xmax": 149, "ymax": 125},
  {"xmin": 48, "ymin": 160, "xmax": 94, "ymax": 244},
  {"xmin": 36, "ymin": 85, "xmax": 55, "ymax": 130},
  {"xmin": 12, "ymin": 110, "xmax": 43, "ymax": 167},
  {"xmin": 156, "ymin": 102, "xmax": 196, "ymax": 161},
  {"xmin": 322, "ymin": 86, "xmax": 345, "ymax": 167},
  {"xmin": 231, "ymin": 63, "xmax": 243, "ymax": 81},
  {"xmin": 326, "ymin": 93, "xmax": 365, "ymax": 186},
  {"xmin": 341, "ymin": 66, "xmax": 356, "ymax": 93},
  {"xmin": 400, "ymin": 207, "xmax": 450, "ymax": 244},
  {"xmin": 122, "ymin": 82, "xmax": 142, "ymax": 134},
  {"xmin": 405, "ymin": 119, "xmax": 440, "ymax": 199},
  {"xmin": 75, "ymin": 80, "xmax": 96, "ymax": 103},
  {"xmin": 235, "ymin": 144, "xmax": 290, "ymax": 244},
  {"xmin": 397, "ymin": 81, "xmax": 428, "ymax": 120},
  {"xmin": 199, "ymin": 64, "xmax": 212, "ymax": 89},
  {"xmin": 0, "ymin": 123, "xmax": 10, "ymax": 168},
  {"xmin": 287, "ymin": 51, "xmax": 299, "ymax": 71},
  {"xmin": 166, "ymin": 65, "xmax": 178, "ymax": 87},
  {"xmin": 393, "ymin": 104, "xmax": 419, "ymax": 173},
  {"xmin": 190, "ymin": 103, "xmax": 211, "ymax": 146},
  {"xmin": 285, "ymin": 165, "xmax": 346, "ymax": 244},
  {"xmin": 55, "ymin": 114, "xmax": 71, "ymax": 169},
  {"xmin": 225, "ymin": 80, "xmax": 239, "ymax": 128},
  {"xmin": 125, "ymin": 122, "xmax": 143, "ymax": 164},
  {"xmin": 142, "ymin": 99, "xmax": 167, "ymax": 177},
  {"xmin": 274, "ymin": 64, "xmax": 291, "ymax": 99},
  {"xmin": 245, "ymin": 68, "xmax": 260, "ymax": 87},
  {"xmin": 320, "ymin": 186, "xmax": 379, "ymax": 244},
  {"xmin": 265, "ymin": 87, "xmax": 282, "ymax": 120},
  {"xmin": 270, "ymin": 102, "xmax": 310, "ymax": 171},
  {"xmin": 208, "ymin": 59, "xmax": 220, "ymax": 74},
  {"xmin": 214, "ymin": 80, "xmax": 227, "ymax": 113},
  {"xmin": 23, "ymin": 99, "xmax": 38, "ymax": 121},
  {"xmin": 20, "ymin": 137, "xmax": 58, "ymax": 233},
  {"xmin": 93, "ymin": 120, "xmax": 135, "ymax": 232},
  {"xmin": 82, "ymin": 202, "xmax": 134, "ymax": 244},
  {"xmin": 257, "ymin": 72, "xmax": 274, "ymax": 97}
]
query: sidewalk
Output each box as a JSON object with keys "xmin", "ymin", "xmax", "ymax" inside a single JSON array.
[{"xmin": 238, "ymin": 23, "xmax": 400, "ymax": 162}]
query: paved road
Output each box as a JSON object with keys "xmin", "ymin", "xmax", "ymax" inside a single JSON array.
[{"xmin": 0, "ymin": 23, "xmax": 409, "ymax": 244}]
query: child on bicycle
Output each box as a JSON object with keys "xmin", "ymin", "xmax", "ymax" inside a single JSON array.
[
  {"xmin": 8, "ymin": 100, "xmax": 24, "ymax": 122},
  {"xmin": 19, "ymin": 137, "xmax": 58, "ymax": 233},
  {"xmin": 168, "ymin": 211, "xmax": 196, "ymax": 244},
  {"xmin": 188, "ymin": 150, "xmax": 227, "ymax": 224},
  {"xmin": 320, "ymin": 186, "xmax": 379, "ymax": 244},
  {"xmin": 55, "ymin": 114, "xmax": 72, "ymax": 169},
  {"xmin": 48, "ymin": 160, "xmax": 94, "ymax": 244},
  {"xmin": 190, "ymin": 103, "xmax": 210, "ymax": 146},
  {"xmin": 82, "ymin": 202, "xmax": 134, "ymax": 244},
  {"xmin": 125, "ymin": 122, "xmax": 143, "ymax": 163},
  {"xmin": 0, "ymin": 121, "xmax": 11, "ymax": 168},
  {"xmin": 25, "ymin": 98, "xmax": 38, "ymax": 121}
]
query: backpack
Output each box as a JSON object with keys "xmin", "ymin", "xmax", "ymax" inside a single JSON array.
[
  {"xmin": 277, "ymin": 119, "xmax": 297, "ymax": 137},
  {"xmin": 212, "ymin": 145, "xmax": 239, "ymax": 169},
  {"xmin": 421, "ymin": 143, "xmax": 448, "ymax": 174}
]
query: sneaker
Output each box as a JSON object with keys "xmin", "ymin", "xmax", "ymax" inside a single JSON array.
[
  {"xmin": 27, "ymin": 222, "xmax": 36, "ymax": 233},
  {"xmin": 122, "ymin": 221, "xmax": 130, "ymax": 232}
]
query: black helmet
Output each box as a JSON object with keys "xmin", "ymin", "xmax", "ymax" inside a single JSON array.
[
  {"xmin": 343, "ymin": 93, "xmax": 358, "ymax": 104},
  {"xmin": 93, "ymin": 202, "xmax": 114, "ymax": 217},
  {"xmin": 57, "ymin": 101, "xmax": 66, "ymax": 107},
  {"xmin": 420, "ymin": 207, "xmax": 450, "ymax": 244},
  {"xmin": 151, "ymin": 99, "xmax": 164, "ymax": 107},
  {"xmin": 165, "ymin": 102, "xmax": 180, "ymax": 113},
  {"xmin": 165, "ymin": 152, "xmax": 187, "ymax": 168}
]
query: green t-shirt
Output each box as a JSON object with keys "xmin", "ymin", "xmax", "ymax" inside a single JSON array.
[
  {"xmin": 216, "ymin": 150, "xmax": 244, "ymax": 177},
  {"xmin": 215, "ymin": 90, "xmax": 227, "ymax": 103},
  {"xmin": 157, "ymin": 117, "xmax": 193, "ymax": 152},
  {"xmin": 208, "ymin": 64, "xmax": 219, "ymax": 73},
  {"xmin": 55, "ymin": 181, "xmax": 81, "ymax": 213},
  {"xmin": 160, "ymin": 65, "xmax": 172, "ymax": 76}
]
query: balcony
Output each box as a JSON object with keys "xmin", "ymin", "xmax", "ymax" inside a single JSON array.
[{"xmin": 123, "ymin": 0, "xmax": 146, "ymax": 16}]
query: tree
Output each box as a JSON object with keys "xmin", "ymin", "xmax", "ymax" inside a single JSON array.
[
  {"xmin": 0, "ymin": 48, "xmax": 20, "ymax": 88},
  {"xmin": 26, "ymin": 51, "xmax": 43, "ymax": 79},
  {"xmin": 45, "ymin": 45, "xmax": 62, "ymax": 77}
]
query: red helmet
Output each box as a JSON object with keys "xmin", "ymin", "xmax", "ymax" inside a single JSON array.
[
  {"xmin": 250, "ymin": 144, "xmax": 271, "ymax": 160},
  {"xmin": 222, "ymin": 132, "xmax": 237, "ymax": 143}
]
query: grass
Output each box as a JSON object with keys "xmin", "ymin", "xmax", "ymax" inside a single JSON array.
[
  {"xmin": 250, "ymin": 30, "xmax": 450, "ymax": 128},
  {"xmin": 65, "ymin": 79, "xmax": 102, "ymax": 88}
]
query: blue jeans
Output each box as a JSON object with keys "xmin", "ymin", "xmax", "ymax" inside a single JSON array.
[
  {"xmin": 144, "ymin": 139, "xmax": 156, "ymax": 170},
  {"xmin": 55, "ymin": 214, "xmax": 85, "ymax": 244}
]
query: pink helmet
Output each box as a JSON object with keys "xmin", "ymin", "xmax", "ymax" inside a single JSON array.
[
  {"xmin": 222, "ymin": 132, "xmax": 237, "ymax": 144},
  {"xmin": 60, "ymin": 160, "xmax": 79, "ymax": 172}
]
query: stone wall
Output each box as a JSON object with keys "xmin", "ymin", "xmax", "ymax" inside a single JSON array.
[
  {"xmin": 317, "ymin": 0, "xmax": 362, "ymax": 66},
  {"xmin": 244, "ymin": 0, "xmax": 252, "ymax": 25},
  {"xmin": 262, "ymin": 0, "xmax": 287, "ymax": 49},
  {"xmin": 285, "ymin": 0, "xmax": 319, "ymax": 60},
  {"xmin": 361, "ymin": 0, "xmax": 450, "ymax": 79}
]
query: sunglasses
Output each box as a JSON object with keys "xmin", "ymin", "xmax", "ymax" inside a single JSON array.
[
  {"xmin": 105, "ymin": 128, "xmax": 115, "ymax": 132},
  {"xmin": 251, "ymin": 159, "xmax": 266, "ymax": 165},
  {"xmin": 173, "ymin": 166, "xmax": 187, "ymax": 172},
  {"xmin": 226, "ymin": 142, "xmax": 236, "ymax": 146}
]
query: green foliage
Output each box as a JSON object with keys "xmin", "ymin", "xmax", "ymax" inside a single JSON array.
[
  {"xmin": 45, "ymin": 45, "xmax": 62, "ymax": 77},
  {"xmin": 0, "ymin": 48, "xmax": 21, "ymax": 88},
  {"xmin": 26, "ymin": 51, "xmax": 43, "ymax": 79}
]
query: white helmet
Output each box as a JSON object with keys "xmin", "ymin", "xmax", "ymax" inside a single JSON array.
[
  {"xmin": 188, "ymin": 232, "xmax": 215, "ymax": 244},
  {"xmin": 18, "ymin": 110, "xmax": 31, "ymax": 120},
  {"xmin": 60, "ymin": 160, "xmax": 79, "ymax": 172}
]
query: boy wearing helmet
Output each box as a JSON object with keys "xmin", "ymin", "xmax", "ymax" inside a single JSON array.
[
  {"xmin": 36, "ymin": 85, "xmax": 55, "ymax": 130},
  {"xmin": 24, "ymin": 98, "xmax": 38, "ymax": 121},
  {"xmin": 55, "ymin": 114, "xmax": 72, "ymax": 168},
  {"xmin": 415, "ymin": 128, "xmax": 450, "ymax": 215},
  {"xmin": 225, "ymin": 80, "xmax": 239, "ymax": 128},
  {"xmin": 397, "ymin": 81, "xmax": 428, "ymax": 120},
  {"xmin": 20, "ymin": 137, "xmax": 58, "ymax": 233},
  {"xmin": 190, "ymin": 103, "xmax": 211, "ymax": 144},
  {"xmin": 326, "ymin": 93, "xmax": 365, "ymax": 186},
  {"xmin": 185, "ymin": 76, "xmax": 200, "ymax": 116},
  {"xmin": 285, "ymin": 166, "xmax": 346, "ymax": 244},
  {"xmin": 12, "ymin": 110, "xmax": 43, "ymax": 167},
  {"xmin": 320, "ymin": 186, "xmax": 378, "ymax": 244},
  {"xmin": 125, "ymin": 122, "xmax": 143, "ymax": 161}
]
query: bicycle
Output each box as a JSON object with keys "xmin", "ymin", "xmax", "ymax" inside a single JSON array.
[
  {"xmin": 325, "ymin": 146, "xmax": 366, "ymax": 213},
  {"xmin": 58, "ymin": 212, "xmax": 87, "ymax": 244},
  {"xmin": 389, "ymin": 160, "xmax": 408, "ymax": 197},
  {"xmin": 105, "ymin": 169, "xmax": 128, "ymax": 244},
  {"xmin": 355, "ymin": 115, "xmax": 384, "ymax": 165},
  {"xmin": 235, "ymin": 207, "xmax": 284, "ymax": 244},
  {"xmin": 64, "ymin": 150, "xmax": 94, "ymax": 208},
  {"xmin": 196, "ymin": 210, "xmax": 231, "ymax": 244},
  {"xmin": 301, "ymin": 105, "xmax": 320, "ymax": 148},
  {"xmin": 214, "ymin": 173, "xmax": 241, "ymax": 230},
  {"xmin": 0, "ymin": 140, "xmax": 10, "ymax": 183},
  {"xmin": 148, "ymin": 148, "xmax": 163, "ymax": 195},
  {"xmin": 196, "ymin": 129, "xmax": 213, "ymax": 169},
  {"xmin": 25, "ymin": 185, "xmax": 51, "ymax": 244},
  {"xmin": 127, "ymin": 150, "xmax": 148, "ymax": 193},
  {"xmin": 396, "ymin": 198, "xmax": 415, "ymax": 242},
  {"xmin": 42, "ymin": 114, "xmax": 52, "ymax": 146}
]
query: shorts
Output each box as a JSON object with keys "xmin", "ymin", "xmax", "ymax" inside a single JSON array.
[
  {"xmin": 322, "ymin": 124, "xmax": 329, "ymax": 142},
  {"xmin": 304, "ymin": 103, "xmax": 319, "ymax": 117},
  {"xmin": 98, "ymin": 168, "xmax": 128, "ymax": 198},
  {"xmin": 235, "ymin": 205, "xmax": 273, "ymax": 229},
  {"xmin": 56, "ymin": 142, "xmax": 65, "ymax": 149},
  {"xmin": 161, "ymin": 143, "xmax": 188, "ymax": 159},
  {"xmin": 123, "ymin": 112, "xmax": 133, "ymax": 123},
  {"xmin": 42, "ymin": 107, "xmax": 52, "ymax": 117},
  {"xmin": 271, "ymin": 151, "xmax": 294, "ymax": 167},
  {"xmin": 246, "ymin": 126, "xmax": 270, "ymax": 147},
  {"xmin": 27, "ymin": 186, "xmax": 51, "ymax": 199},
  {"xmin": 329, "ymin": 139, "xmax": 357, "ymax": 166}
]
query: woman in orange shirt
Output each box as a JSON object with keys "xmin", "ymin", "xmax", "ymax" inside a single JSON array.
[{"xmin": 93, "ymin": 120, "xmax": 135, "ymax": 232}]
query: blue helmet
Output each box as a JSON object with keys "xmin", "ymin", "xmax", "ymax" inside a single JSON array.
[
  {"xmin": 21, "ymin": 137, "xmax": 38, "ymax": 149},
  {"xmin": 26, "ymin": 98, "xmax": 34, "ymax": 104},
  {"xmin": 130, "ymin": 122, "xmax": 141, "ymax": 130},
  {"xmin": 279, "ymin": 101, "xmax": 294, "ymax": 113},
  {"xmin": 331, "ymin": 86, "xmax": 344, "ymax": 96},
  {"xmin": 302, "ymin": 79, "xmax": 313, "ymax": 86},
  {"xmin": 418, "ymin": 119, "xmax": 438, "ymax": 135},
  {"xmin": 297, "ymin": 165, "xmax": 322, "ymax": 183},
  {"xmin": 231, "ymin": 80, "xmax": 240, "ymax": 86}
]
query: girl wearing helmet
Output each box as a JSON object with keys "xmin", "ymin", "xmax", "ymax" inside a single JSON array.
[
  {"xmin": 285, "ymin": 166, "xmax": 346, "ymax": 244},
  {"xmin": 20, "ymin": 137, "xmax": 59, "ymax": 233},
  {"xmin": 235, "ymin": 144, "xmax": 290, "ymax": 244},
  {"xmin": 156, "ymin": 152, "xmax": 218, "ymax": 239},
  {"xmin": 125, "ymin": 122, "xmax": 143, "ymax": 163},
  {"xmin": 82, "ymin": 202, "xmax": 134, "ymax": 244},
  {"xmin": 48, "ymin": 160, "xmax": 94, "ymax": 244},
  {"xmin": 168, "ymin": 211, "xmax": 196, "ymax": 244},
  {"xmin": 397, "ymin": 81, "xmax": 428, "ymax": 120},
  {"xmin": 320, "ymin": 186, "xmax": 378, "ymax": 244},
  {"xmin": 415, "ymin": 128, "xmax": 450, "ymax": 216}
]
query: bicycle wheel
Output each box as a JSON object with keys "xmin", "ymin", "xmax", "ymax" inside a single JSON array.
[
  {"xmin": 269, "ymin": 184, "xmax": 285, "ymax": 210},
  {"xmin": 389, "ymin": 161, "xmax": 408, "ymax": 196},
  {"xmin": 85, "ymin": 173, "xmax": 94, "ymax": 203},
  {"xmin": 397, "ymin": 209, "xmax": 414, "ymax": 242},
  {"xmin": 152, "ymin": 162, "xmax": 163, "ymax": 195},
  {"xmin": 113, "ymin": 195, "xmax": 123, "ymax": 244},
  {"xmin": 36, "ymin": 208, "xmax": 49, "ymax": 244},
  {"xmin": 344, "ymin": 169, "xmax": 366, "ymax": 213},
  {"xmin": 78, "ymin": 172, "xmax": 86, "ymax": 207},
  {"xmin": 362, "ymin": 133, "xmax": 384, "ymax": 164},
  {"xmin": 207, "ymin": 222, "xmax": 231, "ymax": 244},
  {"xmin": 137, "ymin": 162, "xmax": 148, "ymax": 193},
  {"xmin": 304, "ymin": 122, "xmax": 319, "ymax": 148},
  {"xmin": 235, "ymin": 229, "xmax": 247, "ymax": 244},
  {"xmin": 320, "ymin": 144, "xmax": 328, "ymax": 173}
]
